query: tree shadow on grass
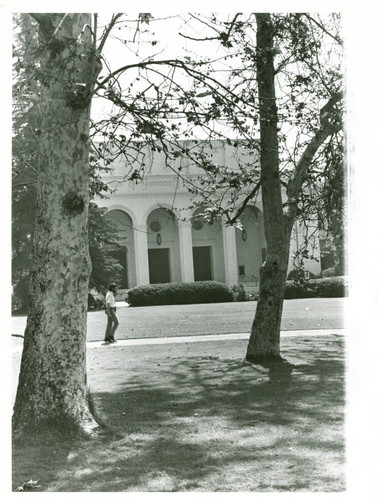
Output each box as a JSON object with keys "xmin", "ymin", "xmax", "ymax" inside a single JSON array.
[{"xmin": 13, "ymin": 336, "xmax": 345, "ymax": 492}]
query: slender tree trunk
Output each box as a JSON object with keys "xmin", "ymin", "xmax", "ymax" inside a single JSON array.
[
  {"xmin": 246, "ymin": 14, "xmax": 291, "ymax": 362},
  {"xmin": 13, "ymin": 14, "xmax": 100, "ymax": 433},
  {"xmin": 245, "ymin": 15, "xmax": 343, "ymax": 362}
]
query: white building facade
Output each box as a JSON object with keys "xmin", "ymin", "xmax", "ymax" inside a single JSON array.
[{"xmin": 96, "ymin": 141, "xmax": 321, "ymax": 292}]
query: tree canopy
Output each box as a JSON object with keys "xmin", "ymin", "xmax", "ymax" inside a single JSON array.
[{"xmin": 90, "ymin": 13, "xmax": 344, "ymax": 257}]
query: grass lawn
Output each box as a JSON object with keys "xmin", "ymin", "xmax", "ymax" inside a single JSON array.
[
  {"xmin": 12, "ymin": 297, "xmax": 345, "ymax": 342},
  {"xmin": 12, "ymin": 334, "xmax": 345, "ymax": 492}
]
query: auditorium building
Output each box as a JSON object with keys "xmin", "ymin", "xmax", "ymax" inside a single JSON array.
[{"xmin": 95, "ymin": 140, "xmax": 321, "ymax": 293}]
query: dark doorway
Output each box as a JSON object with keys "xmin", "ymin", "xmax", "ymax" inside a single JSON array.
[
  {"xmin": 148, "ymin": 248, "xmax": 171, "ymax": 284},
  {"xmin": 110, "ymin": 248, "xmax": 128, "ymax": 288},
  {"xmin": 193, "ymin": 246, "xmax": 212, "ymax": 281}
]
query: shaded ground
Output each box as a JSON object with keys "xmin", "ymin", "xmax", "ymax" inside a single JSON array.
[
  {"xmin": 12, "ymin": 334, "xmax": 345, "ymax": 492},
  {"xmin": 12, "ymin": 297, "xmax": 345, "ymax": 341}
]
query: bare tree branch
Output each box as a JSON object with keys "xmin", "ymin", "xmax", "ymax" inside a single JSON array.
[
  {"xmin": 286, "ymin": 91, "xmax": 343, "ymax": 218},
  {"xmin": 304, "ymin": 14, "xmax": 343, "ymax": 46},
  {"xmin": 179, "ymin": 13, "xmax": 242, "ymax": 46},
  {"xmin": 97, "ymin": 13, "xmax": 123, "ymax": 54},
  {"xmin": 225, "ymin": 181, "xmax": 261, "ymax": 224}
]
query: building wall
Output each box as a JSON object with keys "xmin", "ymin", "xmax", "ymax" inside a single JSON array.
[
  {"xmin": 146, "ymin": 208, "xmax": 181, "ymax": 283},
  {"xmin": 105, "ymin": 209, "xmax": 136, "ymax": 288},
  {"xmin": 236, "ymin": 206, "xmax": 266, "ymax": 284},
  {"xmin": 191, "ymin": 208, "xmax": 226, "ymax": 283},
  {"xmin": 96, "ymin": 141, "xmax": 321, "ymax": 289}
]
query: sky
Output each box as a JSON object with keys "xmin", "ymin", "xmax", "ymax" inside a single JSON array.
[
  {"xmin": 91, "ymin": 13, "xmax": 250, "ymax": 140},
  {"xmin": 90, "ymin": 11, "xmax": 342, "ymax": 155}
]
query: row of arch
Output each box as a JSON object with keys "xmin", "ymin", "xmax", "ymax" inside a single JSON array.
[{"xmin": 104, "ymin": 205, "xmax": 266, "ymax": 289}]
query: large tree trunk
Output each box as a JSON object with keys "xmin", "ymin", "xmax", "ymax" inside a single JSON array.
[
  {"xmin": 13, "ymin": 14, "xmax": 99, "ymax": 434},
  {"xmin": 246, "ymin": 14, "xmax": 290, "ymax": 362}
]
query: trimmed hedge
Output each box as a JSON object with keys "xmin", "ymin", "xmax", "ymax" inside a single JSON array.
[
  {"xmin": 248, "ymin": 276, "xmax": 347, "ymax": 301},
  {"xmin": 127, "ymin": 281, "xmax": 235, "ymax": 307},
  {"xmin": 127, "ymin": 276, "xmax": 347, "ymax": 306},
  {"xmin": 285, "ymin": 276, "xmax": 347, "ymax": 299}
]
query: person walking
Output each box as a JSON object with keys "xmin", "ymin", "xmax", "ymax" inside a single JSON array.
[{"xmin": 104, "ymin": 283, "xmax": 119, "ymax": 343}]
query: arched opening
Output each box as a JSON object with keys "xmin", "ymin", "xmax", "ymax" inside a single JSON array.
[
  {"xmin": 191, "ymin": 207, "xmax": 225, "ymax": 282},
  {"xmin": 236, "ymin": 205, "xmax": 266, "ymax": 285},
  {"xmin": 104, "ymin": 209, "xmax": 136, "ymax": 289},
  {"xmin": 146, "ymin": 207, "xmax": 180, "ymax": 284}
]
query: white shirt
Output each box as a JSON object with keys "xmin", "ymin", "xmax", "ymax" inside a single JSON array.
[{"xmin": 105, "ymin": 291, "xmax": 115, "ymax": 308}]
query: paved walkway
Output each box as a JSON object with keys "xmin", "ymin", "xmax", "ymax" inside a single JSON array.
[
  {"xmin": 86, "ymin": 328, "xmax": 345, "ymax": 349},
  {"xmin": 12, "ymin": 328, "xmax": 345, "ymax": 353}
]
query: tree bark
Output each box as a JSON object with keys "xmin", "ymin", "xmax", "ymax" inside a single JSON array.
[
  {"xmin": 246, "ymin": 15, "xmax": 343, "ymax": 362},
  {"xmin": 246, "ymin": 14, "xmax": 290, "ymax": 362},
  {"xmin": 13, "ymin": 14, "xmax": 99, "ymax": 434}
]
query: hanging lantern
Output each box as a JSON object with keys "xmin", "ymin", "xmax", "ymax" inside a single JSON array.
[{"xmin": 156, "ymin": 233, "xmax": 162, "ymax": 245}]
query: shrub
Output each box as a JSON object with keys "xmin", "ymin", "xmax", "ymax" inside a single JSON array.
[
  {"xmin": 127, "ymin": 281, "xmax": 235, "ymax": 307},
  {"xmin": 127, "ymin": 277, "xmax": 347, "ymax": 307},
  {"xmin": 88, "ymin": 292, "xmax": 104, "ymax": 310},
  {"xmin": 240, "ymin": 276, "xmax": 347, "ymax": 302},
  {"xmin": 309, "ymin": 276, "xmax": 347, "ymax": 298},
  {"xmin": 284, "ymin": 276, "xmax": 347, "ymax": 299},
  {"xmin": 320, "ymin": 267, "xmax": 336, "ymax": 278},
  {"xmin": 231, "ymin": 283, "xmax": 248, "ymax": 302},
  {"xmin": 249, "ymin": 290, "xmax": 260, "ymax": 301},
  {"xmin": 284, "ymin": 280, "xmax": 311, "ymax": 299}
]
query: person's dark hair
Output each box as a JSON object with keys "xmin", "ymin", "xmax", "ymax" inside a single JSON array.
[{"xmin": 108, "ymin": 283, "xmax": 117, "ymax": 292}]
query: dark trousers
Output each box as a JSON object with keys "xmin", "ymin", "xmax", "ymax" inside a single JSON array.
[{"xmin": 104, "ymin": 309, "xmax": 119, "ymax": 341}]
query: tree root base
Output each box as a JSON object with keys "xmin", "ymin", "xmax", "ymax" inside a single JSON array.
[
  {"xmin": 12, "ymin": 406, "xmax": 104, "ymax": 444},
  {"xmin": 244, "ymin": 353, "xmax": 285, "ymax": 366}
]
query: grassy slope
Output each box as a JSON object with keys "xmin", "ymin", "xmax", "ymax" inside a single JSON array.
[
  {"xmin": 12, "ymin": 298, "xmax": 345, "ymax": 342},
  {"xmin": 12, "ymin": 335, "xmax": 345, "ymax": 492}
]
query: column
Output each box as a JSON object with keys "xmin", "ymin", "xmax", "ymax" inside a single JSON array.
[
  {"xmin": 222, "ymin": 224, "xmax": 239, "ymax": 285},
  {"xmin": 134, "ymin": 224, "xmax": 150, "ymax": 286},
  {"xmin": 178, "ymin": 220, "xmax": 195, "ymax": 282}
]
